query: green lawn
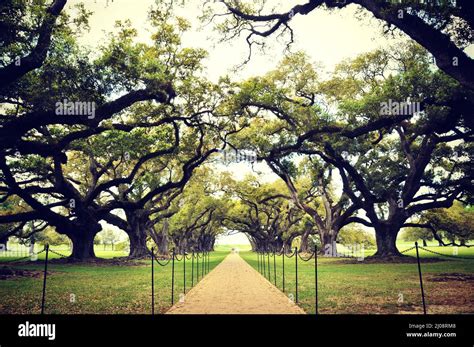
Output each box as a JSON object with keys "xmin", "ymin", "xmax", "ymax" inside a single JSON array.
[
  {"xmin": 0, "ymin": 247, "xmax": 228, "ymax": 314},
  {"xmin": 1, "ymin": 242, "xmax": 473, "ymax": 314},
  {"xmin": 240, "ymin": 242, "xmax": 474, "ymax": 314}
]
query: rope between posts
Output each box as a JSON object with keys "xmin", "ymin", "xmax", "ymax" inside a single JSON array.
[
  {"xmin": 400, "ymin": 246, "xmax": 416, "ymax": 254},
  {"xmin": 1, "ymin": 248, "xmax": 46, "ymax": 263},
  {"xmin": 48, "ymin": 248, "xmax": 69, "ymax": 258},
  {"xmin": 418, "ymin": 246, "xmax": 474, "ymax": 260},
  {"xmin": 149, "ymin": 250, "xmax": 172, "ymax": 267},
  {"xmin": 297, "ymin": 251, "xmax": 315, "ymax": 262}
]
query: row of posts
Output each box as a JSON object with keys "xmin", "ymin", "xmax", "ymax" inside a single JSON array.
[
  {"xmin": 256, "ymin": 243, "xmax": 427, "ymax": 315},
  {"xmin": 257, "ymin": 247, "xmax": 318, "ymax": 314},
  {"xmin": 35, "ymin": 243, "xmax": 425, "ymax": 314},
  {"xmin": 151, "ymin": 248, "xmax": 210, "ymax": 315}
]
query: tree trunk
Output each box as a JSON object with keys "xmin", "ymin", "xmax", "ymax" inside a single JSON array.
[
  {"xmin": 0, "ymin": 235, "xmax": 8, "ymax": 251},
  {"xmin": 69, "ymin": 230, "xmax": 97, "ymax": 260},
  {"xmin": 59, "ymin": 218, "xmax": 103, "ymax": 261},
  {"xmin": 283, "ymin": 236, "xmax": 295, "ymax": 252},
  {"xmin": 124, "ymin": 211, "xmax": 150, "ymax": 258},
  {"xmin": 422, "ymin": 239, "xmax": 427, "ymax": 247},
  {"xmin": 128, "ymin": 228, "xmax": 149, "ymax": 258},
  {"xmin": 373, "ymin": 223, "xmax": 402, "ymax": 258},
  {"xmin": 149, "ymin": 229, "xmax": 169, "ymax": 255},
  {"xmin": 320, "ymin": 231, "xmax": 338, "ymax": 256},
  {"xmin": 299, "ymin": 229, "xmax": 312, "ymax": 253}
]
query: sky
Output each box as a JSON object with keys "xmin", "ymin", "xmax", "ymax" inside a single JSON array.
[
  {"xmin": 68, "ymin": 0, "xmax": 414, "ymax": 81},
  {"xmin": 64, "ymin": 0, "xmax": 471, "ymax": 244}
]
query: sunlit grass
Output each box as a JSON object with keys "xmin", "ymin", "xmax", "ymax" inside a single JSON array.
[
  {"xmin": 241, "ymin": 244, "xmax": 474, "ymax": 314},
  {"xmin": 0, "ymin": 248, "xmax": 228, "ymax": 314}
]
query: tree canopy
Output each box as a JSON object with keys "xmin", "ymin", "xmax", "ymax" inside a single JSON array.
[{"xmin": 0, "ymin": 1, "xmax": 472, "ymax": 260}]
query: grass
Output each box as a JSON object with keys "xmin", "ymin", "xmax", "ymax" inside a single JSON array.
[
  {"xmin": 1, "ymin": 241, "xmax": 472, "ymax": 314},
  {"xmin": 240, "ymin": 242, "xmax": 474, "ymax": 314},
  {"xmin": 0, "ymin": 246, "xmax": 228, "ymax": 314}
]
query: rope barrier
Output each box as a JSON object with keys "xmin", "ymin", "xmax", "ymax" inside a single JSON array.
[
  {"xmin": 400, "ymin": 246, "xmax": 416, "ymax": 254},
  {"xmin": 418, "ymin": 246, "xmax": 474, "ymax": 260},
  {"xmin": 252, "ymin": 242, "xmax": 474, "ymax": 316},
  {"xmin": 0, "ymin": 248, "xmax": 46, "ymax": 263},
  {"xmin": 48, "ymin": 248, "xmax": 69, "ymax": 259},
  {"xmin": 297, "ymin": 251, "xmax": 315, "ymax": 262}
]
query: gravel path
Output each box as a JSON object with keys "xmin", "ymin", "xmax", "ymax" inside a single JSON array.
[{"xmin": 167, "ymin": 252, "xmax": 305, "ymax": 314}]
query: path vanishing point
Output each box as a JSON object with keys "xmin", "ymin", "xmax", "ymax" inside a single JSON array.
[{"xmin": 167, "ymin": 252, "xmax": 305, "ymax": 314}]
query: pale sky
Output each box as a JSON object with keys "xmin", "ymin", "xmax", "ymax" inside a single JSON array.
[{"xmin": 67, "ymin": 0, "xmax": 415, "ymax": 80}]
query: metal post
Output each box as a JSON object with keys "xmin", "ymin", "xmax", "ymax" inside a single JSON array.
[
  {"xmin": 273, "ymin": 251, "xmax": 277, "ymax": 286},
  {"xmin": 415, "ymin": 242, "xmax": 427, "ymax": 314},
  {"xmin": 171, "ymin": 249, "xmax": 175, "ymax": 305},
  {"xmin": 191, "ymin": 252, "xmax": 194, "ymax": 287},
  {"xmin": 257, "ymin": 252, "xmax": 260, "ymax": 272},
  {"xmin": 263, "ymin": 252, "xmax": 266, "ymax": 276},
  {"xmin": 267, "ymin": 252, "xmax": 271, "ymax": 279},
  {"xmin": 282, "ymin": 249, "xmax": 285, "ymax": 292},
  {"xmin": 314, "ymin": 246, "xmax": 318, "ymax": 315},
  {"xmin": 196, "ymin": 252, "xmax": 199, "ymax": 281},
  {"xmin": 41, "ymin": 244, "xmax": 49, "ymax": 314},
  {"xmin": 295, "ymin": 247, "xmax": 298, "ymax": 304},
  {"xmin": 151, "ymin": 247, "xmax": 155, "ymax": 315},
  {"xmin": 202, "ymin": 252, "xmax": 205, "ymax": 277},
  {"xmin": 183, "ymin": 252, "xmax": 186, "ymax": 294}
]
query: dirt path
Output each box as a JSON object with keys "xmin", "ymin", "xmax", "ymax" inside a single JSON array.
[{"xmin": 167, "ymin": 252, "xmax": 305, "ymax": 314}]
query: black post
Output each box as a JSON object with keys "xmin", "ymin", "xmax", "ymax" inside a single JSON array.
[
  {"xmin": 273, "ymin": 251, "xmax": 277, "ymax": 286},
  {"xmin": 263, "ymin": 252, "xmax": 266, "ymax": 276},
  {"xmin": 202, "ymin": 252, "xmax": 205, "ymax": 277},
  {"xmin": 282, "ymin": 249, "xmax": 285, "ymax": 292},
  {"xmin": 41, "ymin": 244, "xmax": 49, "ymax": 315},
  {"xmin": 151, "ymin": 247, "xmax": 155, "ymax": 315},
  {"xmin": 191, "ymin": 252, "xmax": 194, "ymax": 287},
  {"xmin": 257, "ymin": 252, "xmax": 260, "ymax": 272},
  {"xmin": 415, "ymin": 242, "xmax": 427, "ymax": 314},
  {"xmin": 314, "ymin": 246, "xmax": 318, "ymax": 315},
  {"xmin": 267, "ymin": 252, "xmax": 271, "ymax": 279},
  {"xmin": 196, "ymin": 252, "xmax": 199, "ymax": 281},
  {"xmin": 295, "ymin": 247, "xmax": 298, "ymax": 304},
  {"xmin": 183, "ymin": 252, "xmax": 186, "ymax": 294},
  {"xmin": 171, "ymin": 249, "xmax": 175, "ymax": 305}
]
